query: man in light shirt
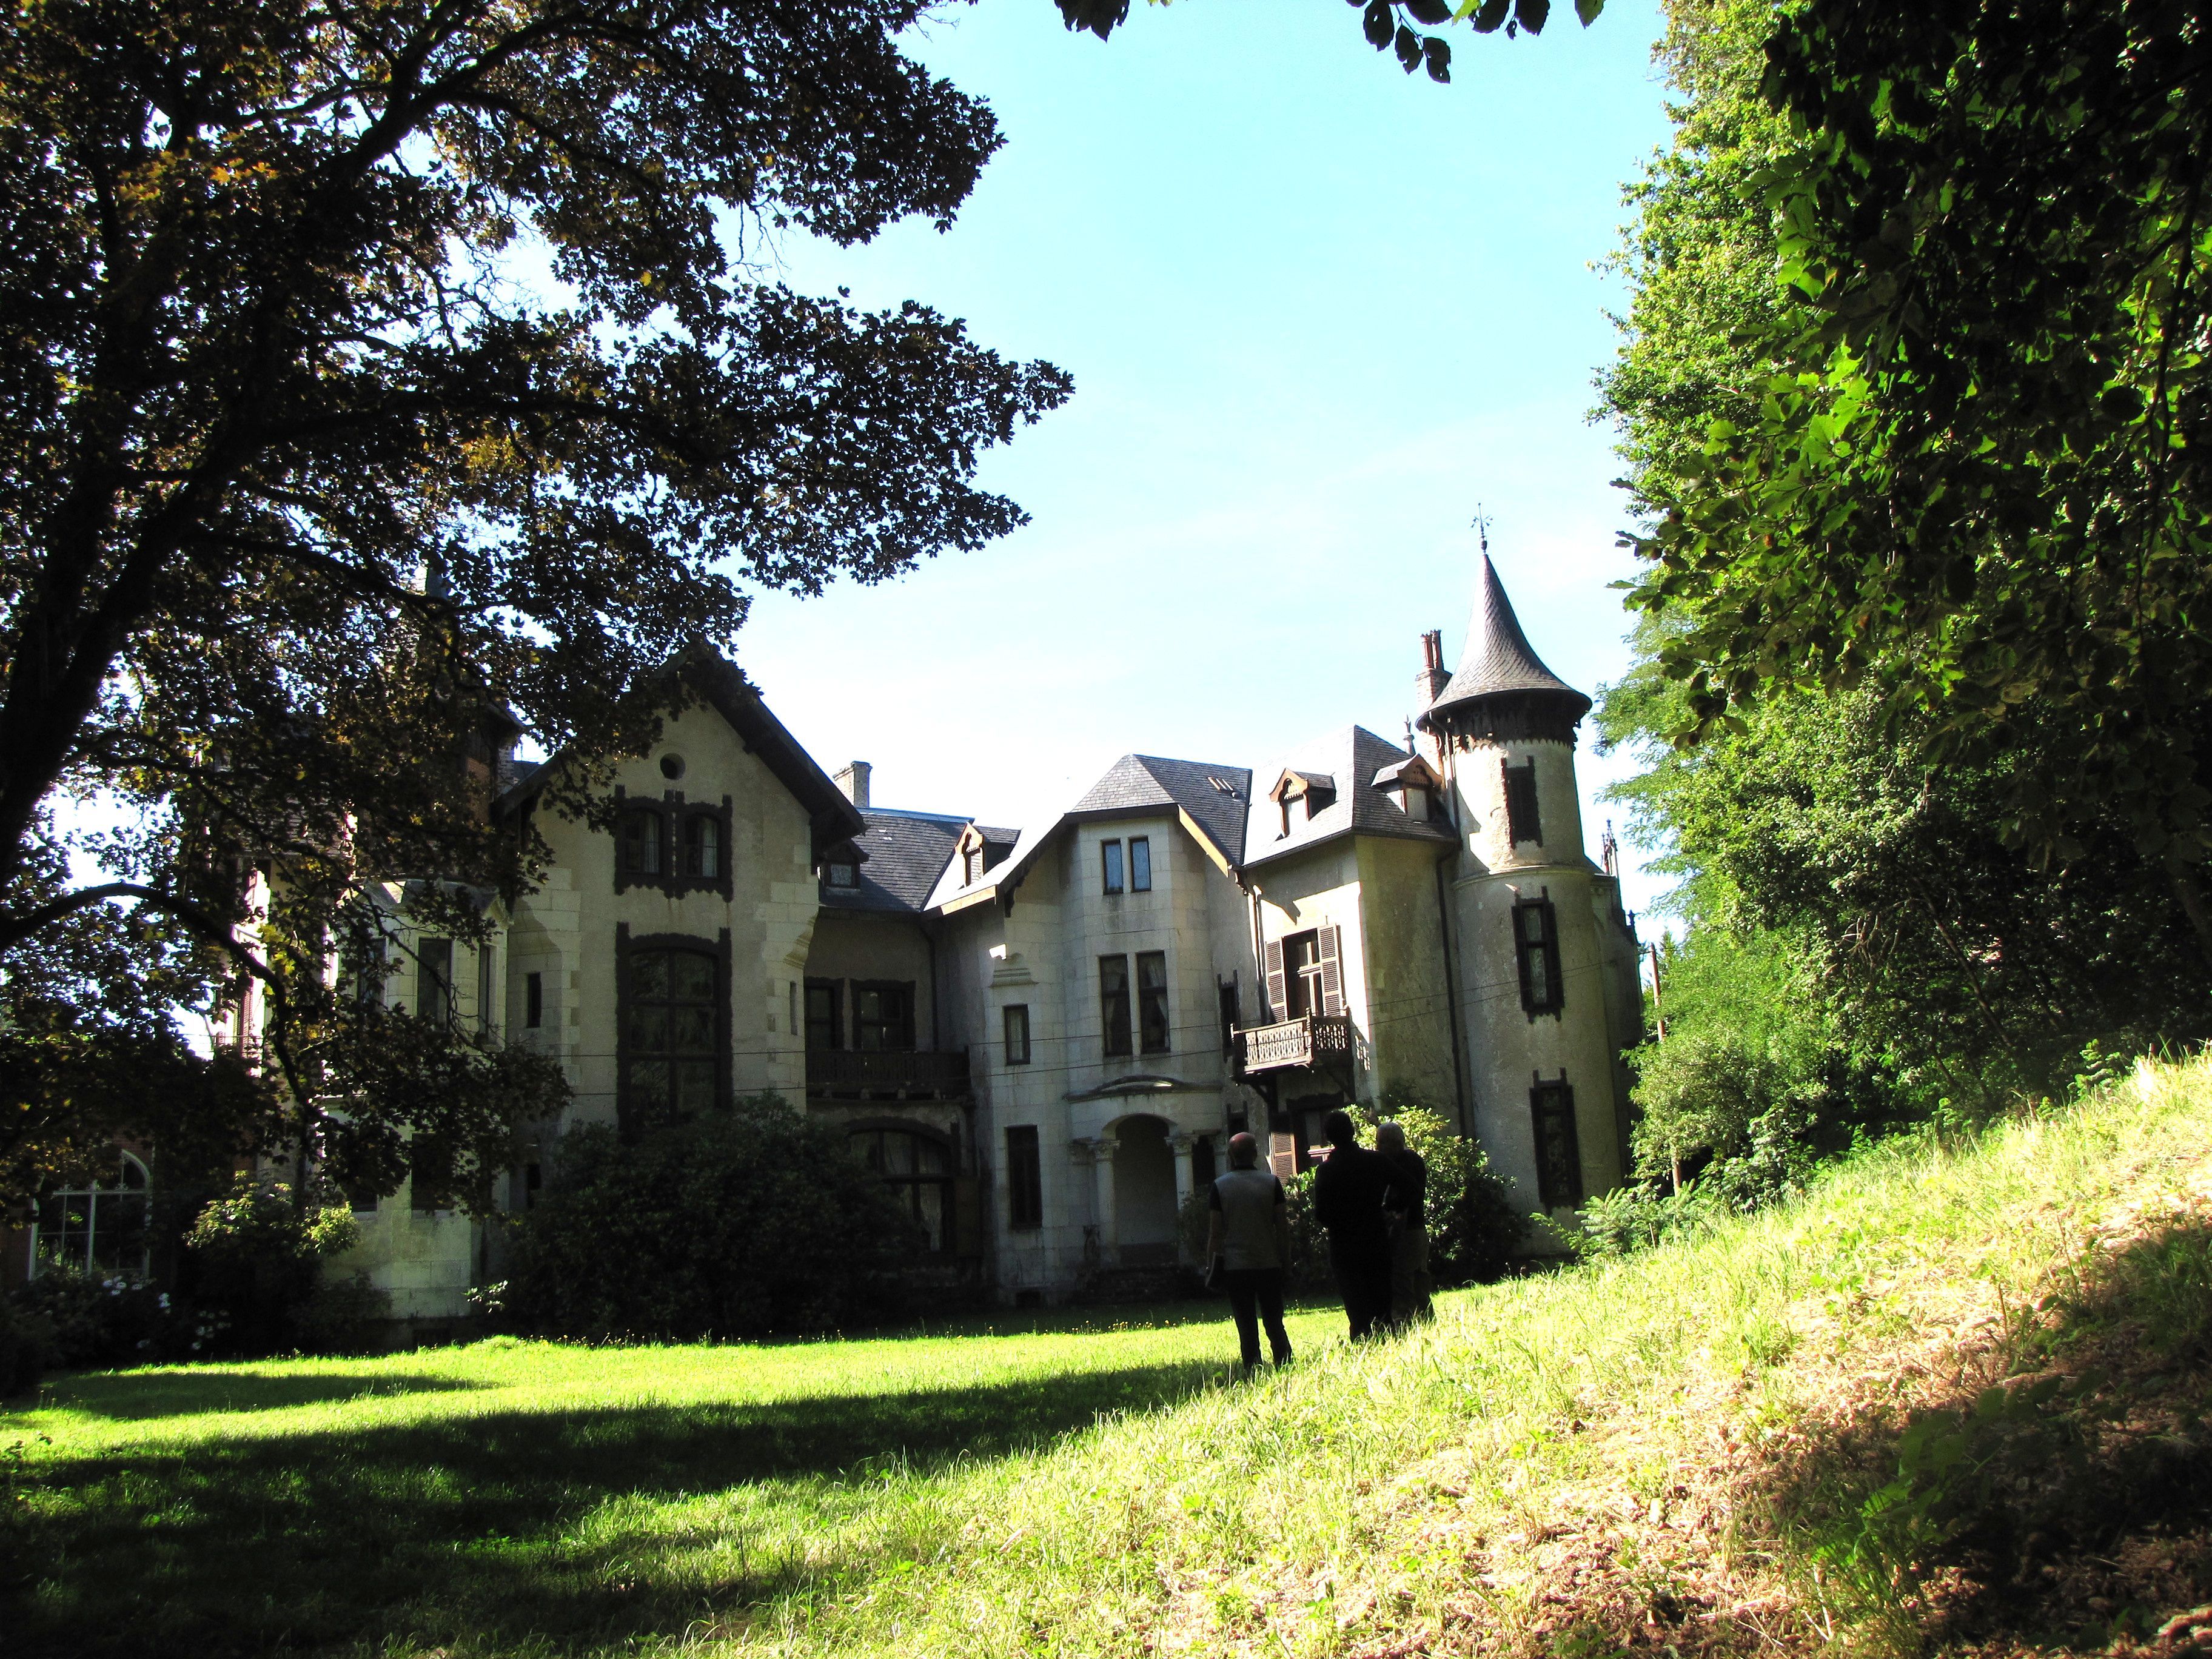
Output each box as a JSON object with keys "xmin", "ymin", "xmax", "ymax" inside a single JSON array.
[{"xmin": 1205, "ymin": 1131, "xmax": 1294, "ymax": 1375}]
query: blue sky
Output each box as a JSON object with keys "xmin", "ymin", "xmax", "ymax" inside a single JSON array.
[{"xmin": 737, "ymin": 0, "xmax": 1680, "ymax": 920}]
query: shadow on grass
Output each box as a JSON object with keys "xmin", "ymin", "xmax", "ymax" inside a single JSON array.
[
  {"xmin": 2, "ymin": 1354, "xmax": 1224, "ymax": 1658},
  {"xmin": 1759, "ymin": 1216, "xmax": 2212, "ymax": 1652},
  {"xmin": 41, "ymin": 1369, "xmax": 491, "ymax": 1421}
]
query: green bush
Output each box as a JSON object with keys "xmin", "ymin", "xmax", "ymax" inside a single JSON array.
[
  {"xmin": 182, "ymin": 1178, "xmax": 361, "ymax": 1356},
  {"xmin": 0, "ymin": 1290, "xmax": 53, "ymax": 1395},
  {"xmin": 9, "ymin": 1264, "xmax": 189, "ymax": 1369},
  {"xmin": 498, "ymin": 1094, "xmax": 923, "ymax": 1342}
]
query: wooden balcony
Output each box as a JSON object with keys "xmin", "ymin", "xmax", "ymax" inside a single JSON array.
[
  {"xmin": 1234, "ymin": 1013, "xmax": 1353, "ymax": 1074},
  {"xmin": 806, "ymin": 1048, "xmax": 971, "ymax": 1101}
]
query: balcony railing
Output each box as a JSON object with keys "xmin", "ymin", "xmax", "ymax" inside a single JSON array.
[
  {"xmin": 806, "ymin": 1048, "xmax": 971, "ymax": 1101},
  {"xmin": 1233, "ymin": 1013, "xmax": 1353, "ymax": 1074}
]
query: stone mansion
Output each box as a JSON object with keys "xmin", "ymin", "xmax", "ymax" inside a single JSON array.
[{"xmin": 10, "ymin": 556, "xmax": 1645, "ymax": 1317}]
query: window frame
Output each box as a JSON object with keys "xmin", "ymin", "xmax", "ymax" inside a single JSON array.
[
  {"xmin": 1005, "ymin": 1125, "xmax": 1043, "ymax": 1231},
  {"xmin": 1513, "ymin": 894, "xmax": 1565, "ymax": 1017},
  {"xmin": 1101, "ymin": 838, "xmax": 1125, "ymax": 895},
  {"xmin": 1502, "ymin": 758, "xmax": 1543, "ymax": 846},
  {"xmin": 30, "ymin": 1151, "xmax": 152, "ymax": 1280},
  {"xmin": 525, "ymin": 970, "xmax": 543, "ymax": 1030},
  {"xmin": 1128, "ymin": 836, "xmax": 1151, "ymax": 892},
  {"xmin": 1136, "ymin": 950, "xmax": 1170, "ymax": 1054},
  {"xmin": 850, "ymin": 1120, "xmax": 958, "ymax": 1256},
  {"xmin": 417, "ymin": 936, "xmax": 454, "ymax": 1025},
  {"xmin": 1529, "ymin": 1073, "xmax": 1583, "ymax": 1208},
  {"xmin": 615, "ymin": 925, "xmax": 732, "ymax": 1138},
  {"xmin": 850, "ymin": 979, "xmax": 917, "ymax": 1052},
  {"xmin": 612, "ymin": 786, "xmax": 735, "ymax": 899},
  {"xmin": 805, "ymin": 977, "xmax": 843, "ymax": 1050},
  {"xmin": 1003, "ymin": 1002, "xmax": 1031, "ymax": 1065},
  {"xmin": 1099, "ymin": 954, "xmax": 1133, "ymax": 1057}
]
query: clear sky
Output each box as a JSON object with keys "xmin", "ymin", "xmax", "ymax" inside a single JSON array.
[{"xmin": 736, "ymin": 0, "xmax": 1680, "ymax": 920}]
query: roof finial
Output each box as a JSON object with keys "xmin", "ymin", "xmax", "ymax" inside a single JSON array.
[{"xmin": 1470, "ymin": 504, "xmax": 1492, "ymax": 557}]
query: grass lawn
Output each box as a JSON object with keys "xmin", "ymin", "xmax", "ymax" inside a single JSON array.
[{"xmin": 7, "ymin": 1056, "xmax": 2212, "ymax": 1657}]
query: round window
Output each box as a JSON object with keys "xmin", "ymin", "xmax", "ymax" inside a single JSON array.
[{"xmin": 659, "ymin": 754, "xmax": 686, "ymax": 781}]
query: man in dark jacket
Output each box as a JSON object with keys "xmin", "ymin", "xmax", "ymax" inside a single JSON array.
[{"xmin": 1310, "ymin": 1108, "xmax": 1395, "ymax": 1339}]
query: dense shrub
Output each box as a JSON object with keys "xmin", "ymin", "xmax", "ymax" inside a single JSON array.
[
  {"xmin": 181, "ymin": 1178, "xmax": 367, "ymax": 1356},
  {"xmin": 8, "ymin": 1265, "xmax": 196, "ymax": 1368},
  {"xmin": 0, "ymin": 1290, "xmax": 53, "ymax": 1395},
  {"xmin": 497, "ymin": 1094, "xmax": 922, "ymax": 1341}
]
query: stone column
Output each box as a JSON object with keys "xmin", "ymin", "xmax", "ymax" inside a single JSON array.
[
  {"xmin": 1169, "ymin": 1131, "xmax": 1196, "ymax": 1263},
  {"xmin": 1091, "ymin": 1135, "xmax": 1119, "ymax": 1265}
]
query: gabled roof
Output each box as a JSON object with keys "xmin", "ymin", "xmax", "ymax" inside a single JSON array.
[
  {"xmin": 929, "ymin": 753, "xmax": 1253, "ymax": 912},
  {"xmin": 1069, "ymin": 754, "xmax": 1252, "ymax": 869},
  {"xmin": 495, "ymin": 646, "xmax": 865, "ymax": 859},
  {"xmin": 821, "ymin": 808, "xmax": 967, "ymax": 915},
  {"xmin": 1242, "ymin": 726, "xmax": 1455, "ymax": 870},
  {"xmin": 1416, "ymin": 555, "xmax": 1590, "ymax": 730}
]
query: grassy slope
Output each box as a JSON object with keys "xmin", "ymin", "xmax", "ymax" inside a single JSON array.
[{"xmin": 6, "ymin": 1057, "xmax": 2211, "ymax": 1658}]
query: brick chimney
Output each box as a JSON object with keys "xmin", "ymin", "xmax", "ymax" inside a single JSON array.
[
  {"xmin": 834, "ymin": 760, "xmax": 871, "ymax": 809},
  {"xmin": 1415, "ymin": 629, "xmax": 1450, "ymax": 706}
]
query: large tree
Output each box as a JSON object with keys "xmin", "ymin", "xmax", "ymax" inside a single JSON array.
[
  {"xmin": 1622, "ymin": 0, "xmax": 2212, "ymax": 958},
  {"xmin": 0, "ymin": 0, "xmax": 1068, "ymax": 1205}
]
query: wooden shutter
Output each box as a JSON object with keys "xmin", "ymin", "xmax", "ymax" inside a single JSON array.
[
  {"xmin": 1318, "ymin": 925, "xmax": 1345, "ymax": 1016},
  {"xmin": 1264, "ymin": 937, "xmax": 1286, "ymax": 1021}
]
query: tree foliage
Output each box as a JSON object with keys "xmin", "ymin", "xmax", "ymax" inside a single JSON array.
[
  {"xmin": 1622, "ymin": 0, "xmax": 2212, "ymax": 953},
  {"xmin": 0, "ymin": 0, "xmax": 1071, "ymax": 1196}
]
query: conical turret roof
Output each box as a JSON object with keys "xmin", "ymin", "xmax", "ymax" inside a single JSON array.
[{"xmin": 1418, "ymin": 555, "xmax": 1590, "ymax": 731}]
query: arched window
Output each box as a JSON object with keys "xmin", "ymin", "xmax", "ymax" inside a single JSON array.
[
  {"xmin": 620, "ymin": 808, "xmax": 663, "ymax": 875},
  {"xmin": 685, "ymin": 813, "xmax": 720, "ymax": 879},
  {"xmin": 622, "ymin": 945, "xmax": 719, "ymax": 1130},
  {"xmin": 853, "ymin": 1127, "xmax": 953, "ymax": 1254},
  {"xmin": 33, "ymin": 1153, "xmax": 150, "ymax": 1279}
]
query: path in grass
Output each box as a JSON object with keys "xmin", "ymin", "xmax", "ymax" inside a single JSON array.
[{"xmin": 1, "ymin": 1300, "xmax": 1346, "ymax": 1657}]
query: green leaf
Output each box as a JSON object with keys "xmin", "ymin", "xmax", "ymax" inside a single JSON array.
[
  {"xmin": 1514, "ymin": 0, "xmax": 1550, "ymax": 32},
  {"xmin": 1575, "ymin": 0, "xmax": 1604, "ymax": 21},
  {"xmin": 1363, "ymin": 0, "xmax": 1393, "ymax": 49}
]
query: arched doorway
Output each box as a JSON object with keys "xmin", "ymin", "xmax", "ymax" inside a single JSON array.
[{"xmin": 1112, "ymin": 1115, "xmax": 1178, "ymax": 1265}]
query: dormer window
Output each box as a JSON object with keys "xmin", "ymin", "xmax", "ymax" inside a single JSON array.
[
  {"xmin": 1270, "ymin": 770, "xmax": 1338, "ymax": 838},
  {"xmin": 964, "ymin": 845, "xmax": 984, "ymax": 887},
  {"xmin": 825, "ymin": 860, "xmax": 859, "ymax": 889}
]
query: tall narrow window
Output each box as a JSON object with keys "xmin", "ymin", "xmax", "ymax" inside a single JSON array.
[
  {"xmin": 620, "ymin": 808, "xmax": 663, "ymax": 874},
  {"xmin": 1530, "ymin": 1075, "xmax": 1582, "ymax": 1207},
  {"xmin": 417, "ymin": 937, "xmax": 454, "ymax": 1024},
  {"xmin": 1099, "ymin": 955, "xmax": 1133, "ymax": 1057},
  {"xmin": 1218, "ymin": 978, "xmax": 1241, "ymax": 1053},
  {"xmin": 788, "ymin": 980, "xmax": 799, "ymax": 1038},
  {"xmin": 964, "ymin": 844, "xmax": 984, "ymax": 886},
  {"xmin": 1101, "ymin": 839, "xmax": 1125, "ymax": 894},
  {"xmin": 1503, "ymin": 759, "xmax": 1542, "ymax": 846},
  {"xmin": 477, "ymin": 943, "xmax": 497, "ymax": 1035},
  {"xmin": 805, "ymin": 979, "xmax": 843, "ymax": 1050},
  {"xmin": 525, "ymin": 971, "xmax": 543, "ymax": 1030},
  {"xmin": 1004, "ymin": 1003, "xmax": 1031, "ymax": 1065},
  {"xmin": 1137, "ymin": 950, "xmax": 1170, "ymax": 1053},
  {"xmin": 1513, "ymin": 896, "xmax": 1564, "ymax": 1016},
  {"xmin": 622, "ymin": 946, "xmax": 720, "ymax": 1131},
  {"xmin": 1283, "ymin": 930, "xmax": 1320, "ymax": 1018},
  {"xmin": 1129, "ymin": 836, "xmax": 1152, "ymax": 891},
  {"xmin": 685, "ymin": 814, "xmax": 720, "ymax": 878},
  {"xmin": 1006, "ymin": 1125, "xmax": 1043, "ymax": 1230},
  {"xmin": 852, "ymin": 982, "xmax": 914, "ymax": 1051}
]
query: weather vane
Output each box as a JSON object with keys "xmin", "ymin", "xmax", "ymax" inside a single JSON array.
[{"xmin": 1470, "ymin": 505, "xmax": 1491, "ymax": 555}]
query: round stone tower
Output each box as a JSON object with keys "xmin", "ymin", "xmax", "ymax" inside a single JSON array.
[{"xmin": 1415, "ymin": 555, "xmax": 1632, "ymax": 1225}]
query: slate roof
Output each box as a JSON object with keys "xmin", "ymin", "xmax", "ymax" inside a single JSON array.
[
  {"xmin": 1242, "ymin": 725, "xmax": 1456, "ymax": 870},
  {"xmin": 820, "ymin": 808, "xmax": 968, "ymax": 914},
  {"xmin": 1418, "ymin": 555, "xmax": 1590, "ymax": 729},
  {"xmin": 927, "ymin": 753, "xmax": 1253, "ymax": 911},
  {"xmin": 1068, "ymin": 754, "xmax": 1252, "ymax": 868}
]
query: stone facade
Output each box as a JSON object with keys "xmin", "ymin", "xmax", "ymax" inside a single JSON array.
[{"xmin": 11, "ymin": 560, "xmax": 1643, "ymax": 1314}]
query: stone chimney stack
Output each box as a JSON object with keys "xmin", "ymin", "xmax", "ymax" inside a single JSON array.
[
  {"xmin": 834, "ymin": 760, "xmax": 872, "ymax": 809},
  {"xmin": 1416, "ymin": 629, "xmax": 1450, "ymax": 706}
]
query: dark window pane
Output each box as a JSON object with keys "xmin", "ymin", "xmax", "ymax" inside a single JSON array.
[
  {"xmin": 418, "ymin": 937, "xmax": 454, "ymax": 1024},
  {"xmin": 1004, "ymin": 1004, "xmax": 1030, "ymax": 1065},
  {"xmin": 525, "ymin": 971, "xmax": 543, "ymax": 1029},
  {"xmin": 1102, "ymin": 840, "xmax": 1124, "ymax": 894},
  {"xmin": 629, "ymin": 951, "xmax": 669, "ymax": 999},
  {"xmin": 805, "ymin": 981, "xmax": 841, "ymax": 1050},
  {"xmin": 626, "ymin": 1005, "xmax": 669, "ymax": 1053},
  {"xmin": 1138, "ymin": 950, "xmax": 1170, "ymax": 1054},
  {"xmin": 1007, "ymin": 1125, "xmax": 1043, "ymax": 1230},
  {"xmin": 670, "ymin": 1007, "xmax": 715, "ymax": 1054},
  {"xmin": 1130, "ymin": 837, "xmax": 1151, "ymax": 891},
  {"xmin": 671, "ymin": 951, "xmax": 716, "ymax": 1001},
  {"xmin": 686, "ymin": 815, "xmax": 720, "ymax": 879},
  {"xmin": 1099, "ymin": 955, "xmax": 1132, "ymax": 1056}
]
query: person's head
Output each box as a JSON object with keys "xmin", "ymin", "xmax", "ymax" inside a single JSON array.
[
  {"xmin": 1322, "ymin": 1109, "xmax": 1358, "ymax": 1148},
  {"xmin": 1227, "ymin": 1130, "xmax": 1259, "ymax": 1170},
  {"xmin": 1375, "ymin": 1119, "xmax": 1406, "ymax": 1154}
]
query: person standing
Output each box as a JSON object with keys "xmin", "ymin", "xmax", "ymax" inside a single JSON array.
[
  {"xmin": 1375, "ymin": 1118, "xmax": 1433, "ymax": 1326},
  {"xmin": 1310, "ymin": 1108, "xmax": 1395, "ymax": 1339},
  {"xmin": 1205, "ymin": 1131, "xmax": 1293, "ymax": 1375}
]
